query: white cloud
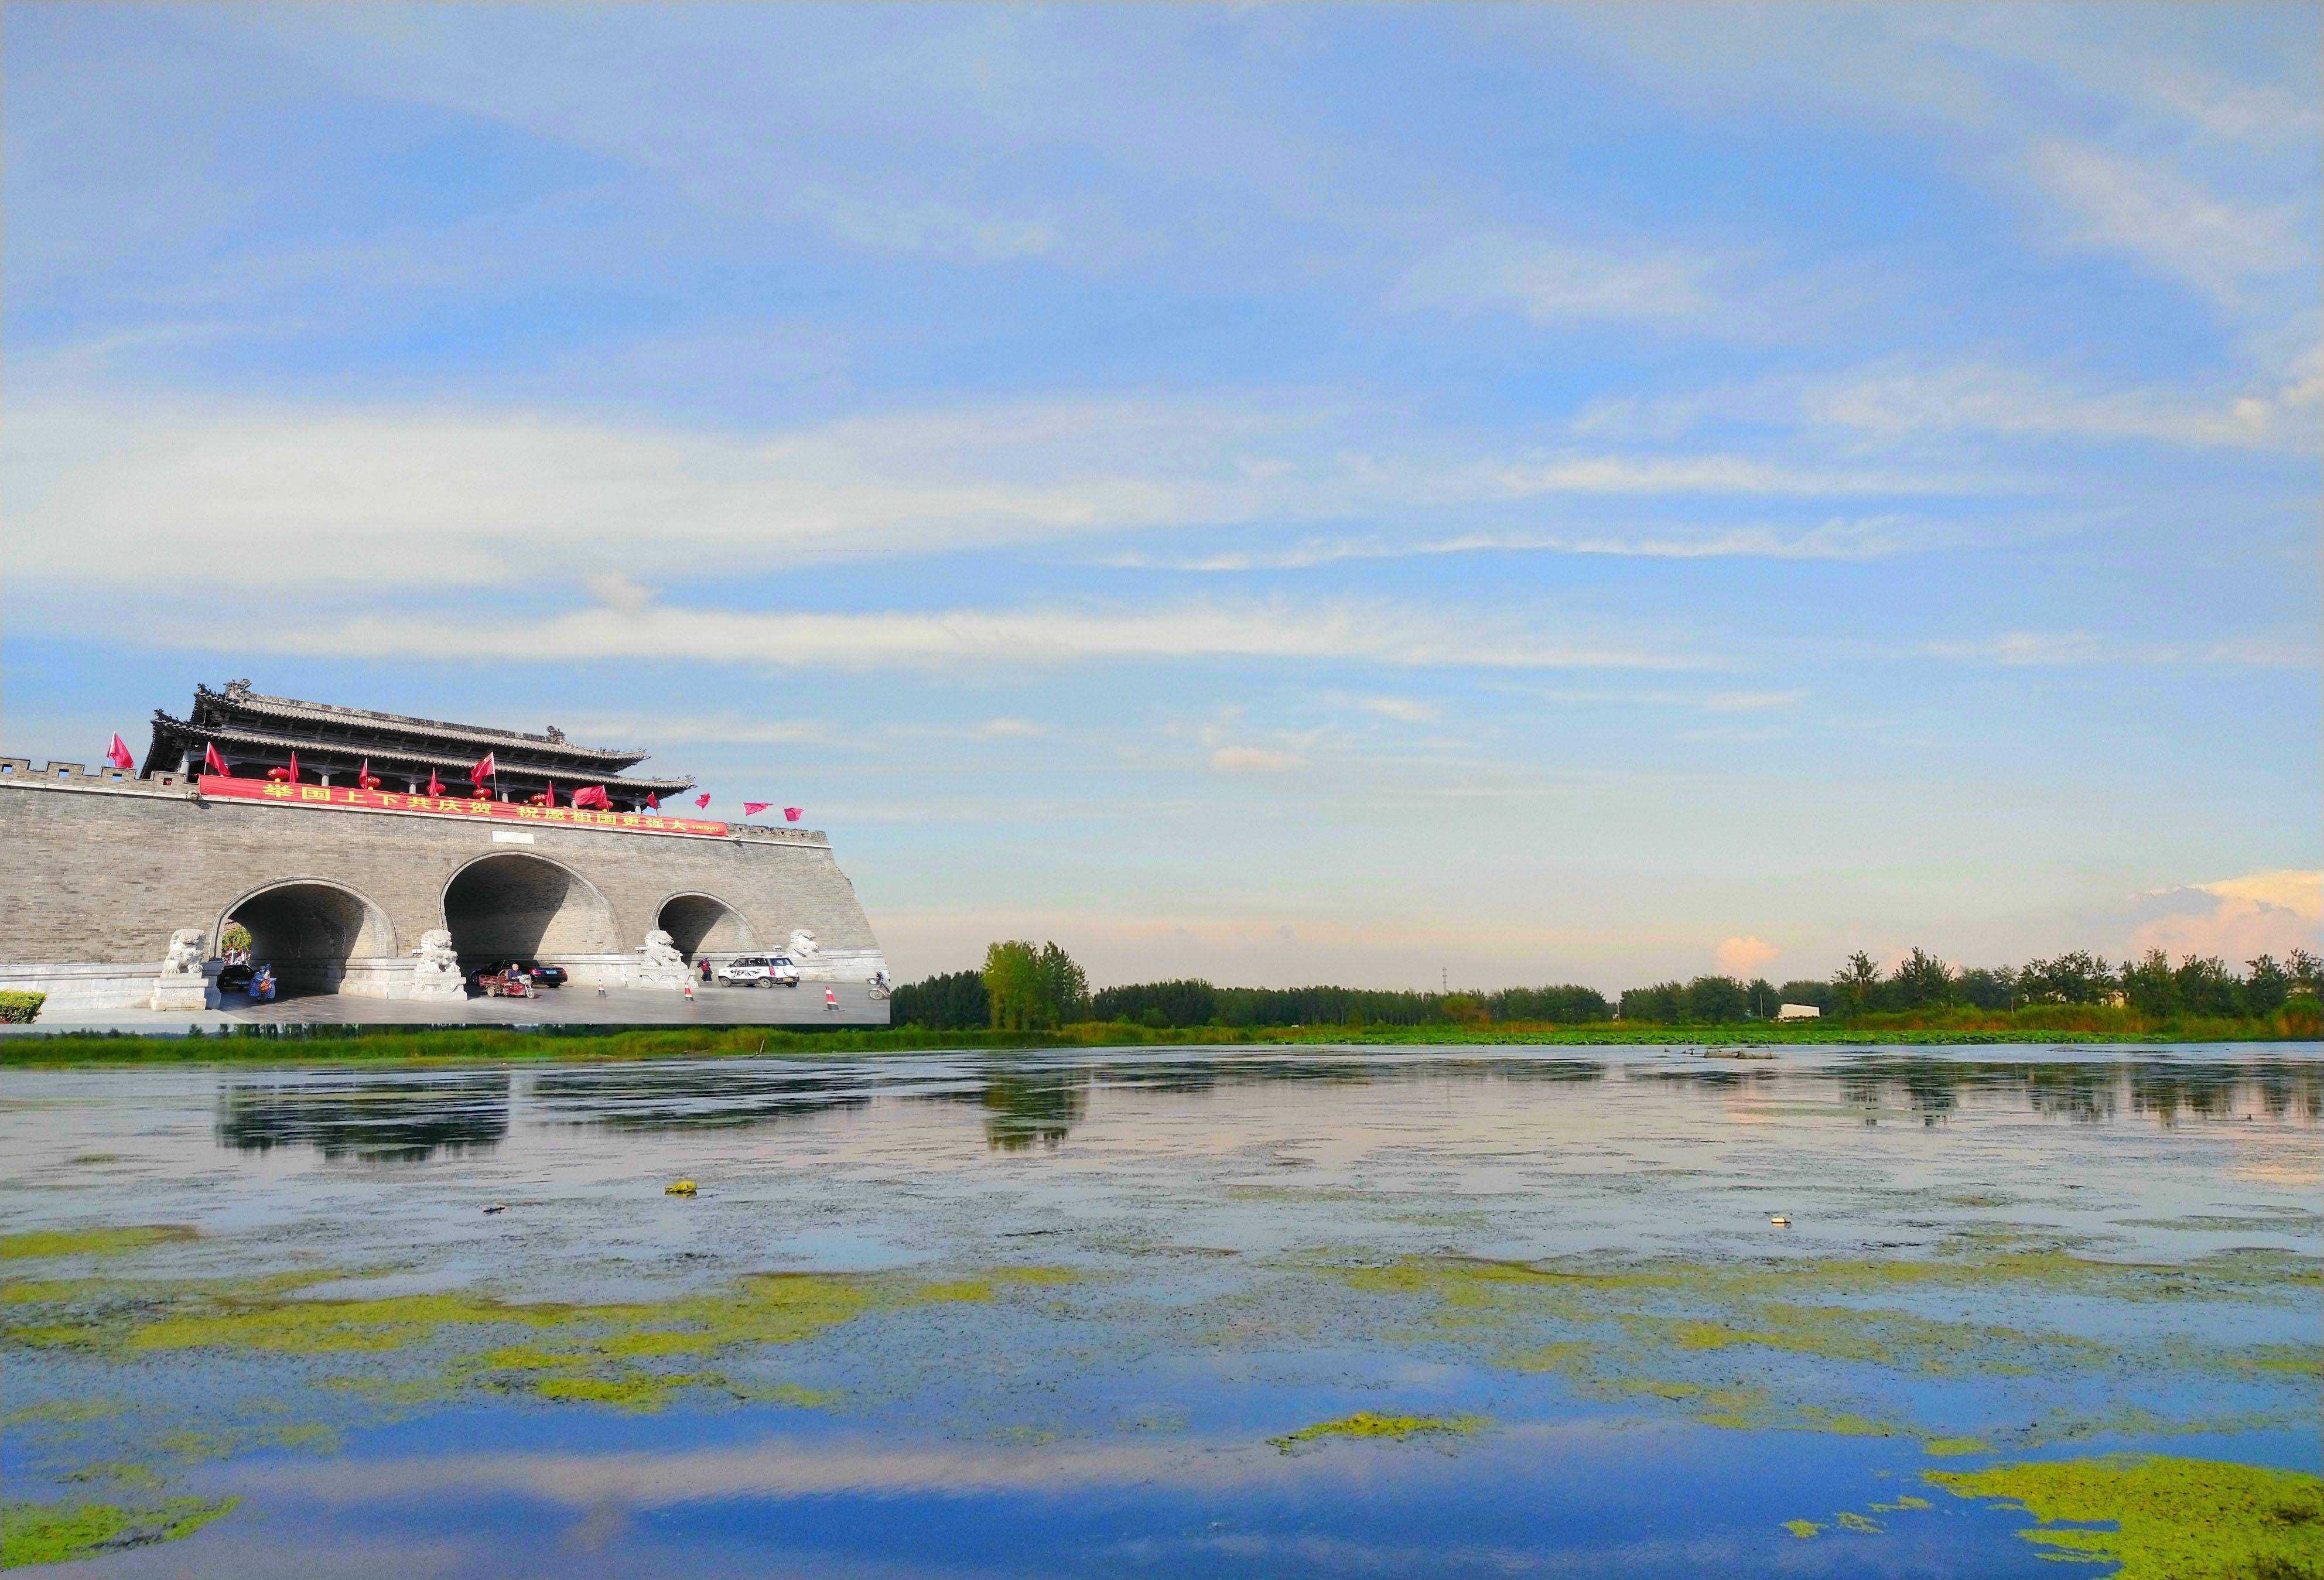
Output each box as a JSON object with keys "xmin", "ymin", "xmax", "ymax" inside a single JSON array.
[
  {"xmin": 1101, "ymin": 518, "xmax": 1937, "ymax": 573},
  {"xmin": 193, "ymin": 596, "xmax": 1710, "ymax": 675},
  {"xmin": 561, "ymin": 714, "xmax": 831, "ymax": 747},
  {"xmin": 2027, "ymin": 140, "xmax": 2303, "ymax": 305},
  {"xmin": 2193, "ymin": 870, "xmax": 2322, "ymax": 922},
  {"xmin": 3, "ymin": 396, "xmax": 1988, "ymax": 594},
  {"xmin": 1714, "ymin": 935, "xmax": 1780, "ymax": 975},
  {"xmin": 1407, "ymin": 237, "xmax": 1714, "ymax": 326},
  {"xmin": 1208, "ymin": 744, "xmax": 1304, "ymax": 772},
  {"xmin": 1924, "ymin": 631, "xmax": 2315, "ymax": 669},
  {"xmin": 1351, "ymin": 696, "xmax": 1438, "ymax": 724},
  {"xmin": 1802, "ymin": 361, "xmax": 2317, "ymax": 452}
]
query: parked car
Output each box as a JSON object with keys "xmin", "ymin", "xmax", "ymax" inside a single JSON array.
[
  {"xmin": 716, "ymin": 955, "xmax": 801, "ymax": 988},
  {"xmin": 217, "ymin": 962, "xmax": 254, "ymax": 993}
]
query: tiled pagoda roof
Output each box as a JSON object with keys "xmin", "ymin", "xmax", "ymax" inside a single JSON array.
[
  {"xmin": 191, "ymin": 683, "xmax": 648, "ymax": 768},
  {"xmin": 149, "ymin": 714, "xmax": 696, "ymax": 795}
]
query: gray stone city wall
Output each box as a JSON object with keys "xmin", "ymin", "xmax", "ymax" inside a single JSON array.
[{"xmin": 0, "ymin": 762, "xmax": 887, "ymax": 1011}]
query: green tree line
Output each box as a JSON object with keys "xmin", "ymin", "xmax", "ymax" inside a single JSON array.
[{"xmin": 889, "ymin": 942, "xmax": 2323, "ymax": 1032}]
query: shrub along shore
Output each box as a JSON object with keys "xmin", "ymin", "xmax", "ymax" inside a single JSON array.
[{"xmin": 2, "ymin": 1000, "xmax": 2316, "ymax": 1066}]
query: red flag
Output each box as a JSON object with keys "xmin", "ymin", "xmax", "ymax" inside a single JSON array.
[
  {"xmin": 203, "ymin": 743, "xmax": 230, "ymax": 778},
  {"xmin": 646, "ymin": 793, "xmax": 660, "ymax": 812},
  {"xmin": 573, "ymin": 786, "xmax": 610, "ymax": 810},
  {"xmin": 784, "ymin": 807, "xmax": 803, "ymax": 823},
  {"xmin": 694, "ymin": 792, "xmax": 712, "ymax": 809},
  {"xmin": 105, "ymin": 733, "xmax": 135, "ymax": 770},
  {"xmin": 357, "ymin": 758, "xmax": 381, "ymax": 790},
  {"xmin": 470, "ymin": 752, "xmax": 495, "ymax": 786},
  {"xmin": 427, "ymin": 770, "xmax": 444, "ymax": 796},
  {"xmin": 742, "ymin": 801, "xmax": 771, "ymax": 816},
  {"xmin": 288, "ymin": 750, "xmax": 299, "ymax": 782}
]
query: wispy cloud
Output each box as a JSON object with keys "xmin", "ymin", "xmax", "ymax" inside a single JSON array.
[
  {"xmin": 1099, "ymin": 518, "xmax": 1932, "ymax": 572},
  {"xmin": 1803, "ymin": 360, "xmax": 2319, "ymax": 452},
  {"xmin": 1925, "ymin": 631, "xmax": 2315, "ymax": 668},
  {"xmin": 4, "ymin": 396, "xmax": 1992, "ymax": 593},
  {"xmin": 2027, "ymin": 140, "xmax": 2304, "ymax": 306},
  {"xmin": 1405, "ymin": 235, "xmax": 1716, "ymax": 326},
  {"xmin": 1208, "ymin": 744, "xmax": 1304, "ymax": 773},
  {"xmin": 187, "ymin": 596, "xmax": 1712, "ymax": 675}
]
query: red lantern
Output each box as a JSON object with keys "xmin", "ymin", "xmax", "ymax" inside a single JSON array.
[
  {"xmin": 266, "ymin": 767, "xmax": 292, "ymax": 783},
  {"xmin": 473, "ymin": 788, "xmax": 492, "ymax": 801}
]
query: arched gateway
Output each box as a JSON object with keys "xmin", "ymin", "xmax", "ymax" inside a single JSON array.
[
  {"xmin": 0, "ymin": 682, "xmax": 891, "ymax": 1017},
  {"xmin": 219, "ymin": 879, "xmax": 395, "ymax": 996}
]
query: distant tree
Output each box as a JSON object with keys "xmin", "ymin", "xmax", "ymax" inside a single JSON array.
[
  {"xmin": 1035, "ymin": 942, "xmax": 1089, "ymax": 1025},
  {"xmin": 1743, "ymin": 978, "xmax": 1781, "ymax": 1019},
  {"xmin": 2172, "ymin": 955, "xmax": 2240, "ymax": 1018},
  {"xmin": 1954, "ymin": 966, "xmax": 2016, "ymax": 1011},
  {"xmin": 1619, "ymin": 981, "xmax": 1686, "ymax": 1023},
  {"xmin": 1440, "ymin": 993, "xmax": 1488, "ymax": 1025},
  {"xmin": 1888, "ymin": 948, "xmax": 1957, "ymax": 1010},
  {"xmin": 889, "ymin": 969, "xmax": 990, "ymax": 1030},
  {"xmin": 1092, "ymin": 979, "xmax": 1218, "ymax": 1027},
  {"xmin": 1831, "ymin": 952, "xmax": 1882, "ymax": 1018},
  {"xmin": 2021, "ymin": 950, "xmax": 2113, "ymax": 1005},
  {"xmin": 1684, "ymin": 975, "xmax": 1748, "ymax": 1024},
  {"xmin": 1488, "ymin": 984, "xmax": 1611, "ymax": 1023},
  {"xmin": 2119, "ymin": 949, "xmax": 2180, "ymax": 1017},
  {"xmin": 2287, "ymin": 949, "xmax": 2323, "ymax": 997},
  {"xmin": 982, "ymin": 941, "xmax": 1043, "ymax": 1031},
  {"xmin": 2244, "ymin": 955, "xmax": 2293, "ymax": 1017},
  {"xmin": 1777, "ymin": 979, "xmax": 1833, "ymax": 1013}
]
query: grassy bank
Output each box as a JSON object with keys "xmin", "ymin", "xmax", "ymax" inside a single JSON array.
[{"xmin": 2, "ymin": 1002, "xmax": 2315, "ymax": 1066}]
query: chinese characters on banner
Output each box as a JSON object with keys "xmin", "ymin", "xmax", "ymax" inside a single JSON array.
[{"xmin": 197, "ymin": 776, "xmax": 732, "ymax": 838}]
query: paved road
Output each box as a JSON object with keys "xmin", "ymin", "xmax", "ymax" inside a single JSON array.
[{"xmin": 16, "ymin": 981, "xmax": 891, "ymax": 1032}]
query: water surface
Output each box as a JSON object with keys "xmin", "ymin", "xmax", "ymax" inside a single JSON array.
[{"xmin": 5, "ymin": 1045, "xmax": 2319, "ymax": 1575}]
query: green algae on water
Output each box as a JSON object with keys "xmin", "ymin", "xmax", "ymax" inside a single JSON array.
[
  {"xmin": 0, "ymin": 1496, "xmax": 238, "ymax": 1568},
  {"xmin": 1270, "ymin": 1411, "xmax": 1488, "ymax": 1451},
  {"xmin": 1782, "ymin": 1519, "xmax": 1823, "ymax": 1538},
  {"xmin": 0, "ymin": 1226, "xmax": 197, "ymax": 1261},
  {"xmin": 1925, "ymin": 1455, "xmax": 2324, "ymax": 1580}
]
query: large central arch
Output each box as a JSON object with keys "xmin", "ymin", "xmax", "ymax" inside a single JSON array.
[
  {"xmin": 219, "ymin": 879, "xmax": 395, "ymax": 996},
  {"xmin": 442, "ymin": 852, "xmax": 618, "ymax": 966},
  {"xmin": 654, "ymin": 891, "xmax": 761, "ymax": 963}
]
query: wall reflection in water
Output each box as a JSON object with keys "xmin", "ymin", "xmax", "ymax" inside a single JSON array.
[
  {"xmin": 529, "ymin": 1067, "xmax": 876, "ymax": 1131},
  {"xmin": 209, "ymin": 1051, "xmax": 2319, "ymax": 1162},
  {"xmin": 216, "ymin": 1071, "xmax": 511, "ymax": 1163}
]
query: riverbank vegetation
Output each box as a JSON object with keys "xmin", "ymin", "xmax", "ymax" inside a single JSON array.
[{"xmin": 887, "ymin": 939, "xmax": 2320, "ymax": 1042}]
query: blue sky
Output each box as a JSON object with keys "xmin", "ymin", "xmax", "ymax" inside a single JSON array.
[{"xmin": 4, "ymin": 3, "xmax": 2317, "ymax": 989}]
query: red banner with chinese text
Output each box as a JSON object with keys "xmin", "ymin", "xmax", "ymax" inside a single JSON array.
[{"xmin": 198, "ymin": 775, "xmax": 731, "ymax": 838}]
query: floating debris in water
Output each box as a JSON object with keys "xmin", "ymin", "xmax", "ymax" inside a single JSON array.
[
  {"xmin": 665, "ymin": 1180, "xmax": 698, "ymax": 1196},
  {"xmin": 483, "ymin": 1204, "xmax": 507, "ymax": 1215}
]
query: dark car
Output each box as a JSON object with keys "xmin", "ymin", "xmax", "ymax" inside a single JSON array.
[
  {"xmin": 217, "ymin": 962, "xmax": 254, "ymax": 992},
  {"xmin": 510, "ymin": 959, "xmax": 566, "ymax": 987}
]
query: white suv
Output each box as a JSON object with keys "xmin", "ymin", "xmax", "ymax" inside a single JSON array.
[{"xmin": 716, "ymin": 955, "xmax": 801, "ymax": 988}]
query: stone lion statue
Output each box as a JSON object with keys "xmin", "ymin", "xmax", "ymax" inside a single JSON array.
[
  {"xmin": 160, "ymin": 928, "xmax": 205, "ymax": 977},
  {"xmin": 641, "ymin": 929, "xmax": 684, "ymax": 966},
  {"xmin": 787, "ymin": 928, "xmax": 821, "ymax": 959},
  {"xmin": 408, "ymin": 928, "xmax": 464, "ymax": 999},
  {"xmin": 415, "ymin": 929, "xmax": 459, "ymax": 974}
]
